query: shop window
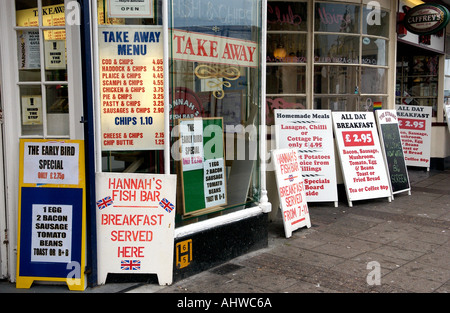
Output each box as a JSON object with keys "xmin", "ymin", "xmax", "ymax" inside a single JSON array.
[
  {"xmin": 313, "ymin": 1, "xmax": 390, "ymax": 112},
  {"xmin": 266, "ymin": 0, "xmax": 307, "ymax": 124},
  {"xmin": 169, "ymin": 0, "xmax": 262, "ymax": 222},
  {"xmin": 96, "ymin": 0, "xmax": 163, "ymax": 173},
  {"xmin": 396, "ymin": 55, "xmax": 439, "ymax": 117},
  {"xmin": 15, "ymin": 0, "xmax": 71, "ymax": 137}
]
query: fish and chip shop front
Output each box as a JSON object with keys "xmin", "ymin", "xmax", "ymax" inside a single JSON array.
[{"xmin": 0, "ymin": 0, "xmax": 270, "ymax": 289}]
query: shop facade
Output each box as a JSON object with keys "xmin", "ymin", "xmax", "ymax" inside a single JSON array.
[{"xmin": 0, "ymin": 0, "xmax": 448, "ymax": 288}]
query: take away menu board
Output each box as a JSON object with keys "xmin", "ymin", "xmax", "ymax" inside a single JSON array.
[
  {"xmin": 332, "ymin": 112, "xmax": 391, "ymax": 207},
  {"xmin": 99, "ymin": 26, "xmax": 164, "ymax": 151}
]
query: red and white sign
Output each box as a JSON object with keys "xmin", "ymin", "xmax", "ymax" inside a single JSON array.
[
  {"xmin": 332, "ymin": 112, "xmax": 391, "ymax": 206},
  {"xmin": 96, "ymin": 173, "xmax": 177, "ymax": 285},
  {"xmin": 395, "ymin": 105, "xmax": 432, "ymax": 168},
  {"xmin": 274, "ymin": 109, "xmax": 338, "ymax": 206},
  {"xmin": 272, "ymin": 149, "xmax": 311, "ymax": 238},
  {"xmin": 171, "ymin": 29, "xmax": 258, "ymax": 68}
]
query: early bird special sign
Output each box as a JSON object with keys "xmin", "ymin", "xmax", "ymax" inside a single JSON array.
[
  {"xmin": 17, "ymin": 139, "xmax": 86, "ymax": 291},
  {"xmin": 96, "ymin": 172, "xmax": 177, "ymax": 285},
  {"xmin": 332, "ymin": 112, "xmax": 391, "ymax": 207},
  {"xmin": 272, "ymin": 148, "xmax": 311, "ymax": 238}
]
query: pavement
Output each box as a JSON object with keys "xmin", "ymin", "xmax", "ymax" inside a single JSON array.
[{"xmin": 1, "ymin": 168, "xmax": 449, "ymax": 294}]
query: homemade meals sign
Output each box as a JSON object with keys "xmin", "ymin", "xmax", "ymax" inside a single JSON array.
[
  {"xmin": 274, "ymin": 109, "xmax": 338, "ymax": 206},
  {"xmin": 96, "ymin": 173, "xmax": 177, "ymax": 285},
  {"xmin": 272, "ymin": 148, "xmax": 311, "ymax": 238},
  {"xmin": 332, "ymin": 112, "xmax": 391, "ymax": 207}
]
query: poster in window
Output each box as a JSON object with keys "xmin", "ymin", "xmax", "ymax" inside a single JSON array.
[
  {"xmin": 21, "ymin": 96, "xmax": 43, "ymax": 126},
  {"xmin": 98, "ymin": 26, "xmax": 164, "ymax": 151},
  {"xmin": 179, "ymin": 118, "xmax": 227, "ymax": 217}
]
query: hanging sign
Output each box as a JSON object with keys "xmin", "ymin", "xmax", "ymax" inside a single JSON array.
[
  {"xmin": 375, "ymin": 110, "xmax": 411, "ymax": 196},
  {"xmin": 96, "ymin": 172, "xmax": 177, "ymax": 285},
  {"xmin": 178, "ymin": 118, "xmax": 227, "ymax": 217},
  {"xmin": 395, "ymin": 105, "xmax": 432, "ymax": 169},
  {"xmin": 99, "ymin": 26, "xmax": 164, "ymax": 151},
  {"xmin": 274, "ymin": 109, "xmax": 338, "ymax": 206},
  {"xmin": 272, "ymin": 148, "xmax": 311, "ymax": 238},
  {"xmin": 107, "ymin": 0, "xmax": 154, "ymax": 18},
  {"xmin": 403, "ymin": 4, "xmax": 450, "ymax": 36},
  {"xmin": 332, "ymin": 112, "xmax": 391, "ymax": 207},
  {"xmin": 16, "ymin": 139, "xmax": 86, "ymax": 291}
]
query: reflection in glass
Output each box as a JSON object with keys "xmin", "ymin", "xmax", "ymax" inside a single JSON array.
[
  {"xmin": 267, "ymin": 1, "xmax": 307, "ymax": 32},
  {"xmin": 314, "ymin": 66, "xmax": 358, "ymax": 95},
  {"xmin": 315, "ymin": 3, "xmax": 360, "ymax": 33},
  {"xmin": 266, "ymin": 96, "xmax": 306, "ymax": 125},
  {"xmin": 267, "ymin": 65, "xmax": 306, "ymax": 94},
  {"xmin": 361, "ymin": 67, "xmax": 387, "ymax": 94},
  {"xmin": 314, "ymin": 35, "xmax": 359, "ymax": 64},
  {"xmin": 46, "ymin": 84, "xmax": 69, "ymax": 136},
  {"xmin": 362, "ymin": 38, "xmax": 388, "ymax": 66},
  {"xmin": 267, "ymin": 34, "xmax": 307, "ymax": 63}
]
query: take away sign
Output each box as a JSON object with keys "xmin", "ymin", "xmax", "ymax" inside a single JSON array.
[{"xmin": 171, "ymin": 29, "xmax": 258, "ymax": 68}]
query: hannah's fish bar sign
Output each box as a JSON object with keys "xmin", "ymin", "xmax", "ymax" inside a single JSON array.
[
  {"xmin": 272, "ymin": 148, "xmax": 311, "ymax": 238},
  {"xmin": 96, "ymin": 172, "xmax": 177, "ymax": 285}
]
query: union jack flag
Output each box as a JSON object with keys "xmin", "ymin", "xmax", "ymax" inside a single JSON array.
[
  {"xmin": 97, "ymin": 196, "xmax": 113, "ymax": 210},
  {"xmin": 159, "ymin": 198, "xmax": 174, "ymax": 213},
  {"xmin": 121, "ymin": 260, "xmax": 141, "ymax": 271}
]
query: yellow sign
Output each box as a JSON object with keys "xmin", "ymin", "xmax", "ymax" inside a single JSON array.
[
  {"xmin": 16, "ymin": 139, "xmax": 86, "ymax": 291},
  {"xmin": 176, "ymin": 240, "xmax": 193, "ymax": 269}
]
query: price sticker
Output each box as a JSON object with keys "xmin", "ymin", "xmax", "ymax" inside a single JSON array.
[
  {"xmin": 398, "ymin": 118, "xmax": 425, "ymax": 131},
  {"xmin": 342, "ymin": 131, "xmax": 374, "ymax": 147}
]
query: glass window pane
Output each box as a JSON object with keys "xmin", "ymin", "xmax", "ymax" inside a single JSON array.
[
  {"xmin": 44, "ymin": 33, "xmax": 67, "ymax": 81},
  {"xmin": 46, "ymin": 84, "xmax": 69, "ymax": 136},
  {"xmin": 170, "ymin": 0, "xmax": 262, "ymax": 221},
  {"xmin": 42, "ymin": 0, "xmax": 66, "ymax": 26},
  {"xmin": 267, "ymin": 1, "xmax": 308, "ymax": 32},
  {"xmin": 361, "ymin": 67, "xmax": 387, "ymax": 94},
  {"xmin": 362, "ymin": 38, "xmax": 388, "ymax": 66},
  {"xmin": 97, "ymin": 0, "xmax": 160, "ymax": 26},
  {"xmin": 17, "ymin": 30, "xmax": 41, "ymax": 82},
  {"xmin": 314, "ymin": 65, "xmax": 359, "ymax": 94},
  {"xmin": 360, "ymin": 96, "xmax": 387, "ymax": 111},
  {"xmin": 314, "ymin": 96, "xmax": 358, "ymax": 111},
  {"xmin": 16, "ymin": 0, "xmax": 38, "ymax": 27},
  {"xmin": 267, "ymin": 65, "xmax": 306, "ymax": 94},
  {"xmin": 314, "ymin": 3, "xmax": 360, "ymax": 34},
  {"xmin": 267, "ymin": 34, "xmax": 307, "ymax": 63},
  {"xmin": 20, "ymin": 85, "xmax": 43, "ymax": 136},
  {"xmin": 266, "ymin": 96, "xmax": 306, "ymax": 125},
  {"xmin": 314, "ymin": 35, "xmax": 359, "ymax": 64},
  {"xmin": 363, "ymin": 8, "xmax": 389, "ymax": 38}
]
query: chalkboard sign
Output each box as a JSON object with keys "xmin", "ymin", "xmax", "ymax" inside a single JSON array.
[
  {"xmin": 178, "ymin": 118, "xmax": 227, "ymax": 218},
  {"xmin": 376, "ymin": 110, "xmax": 411, "ymax": 196}
]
